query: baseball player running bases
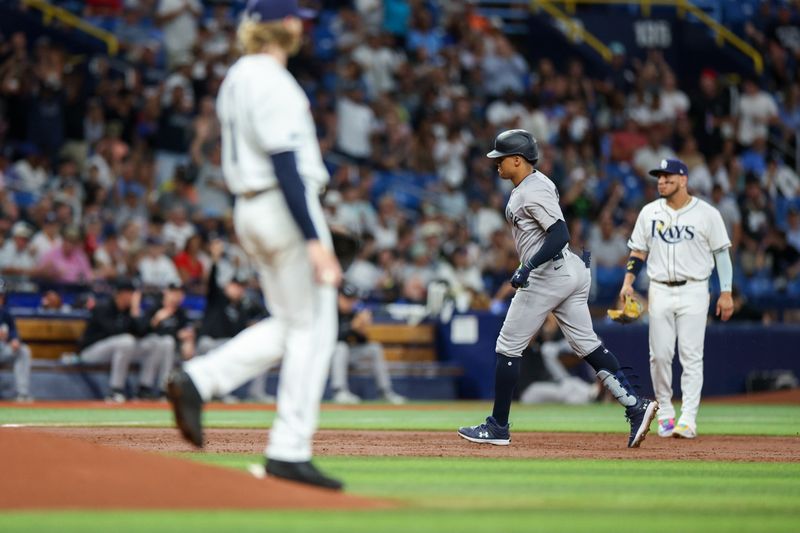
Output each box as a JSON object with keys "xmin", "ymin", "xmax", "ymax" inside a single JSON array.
[
  {"xmin": 166, "ymin": 0, "xmax": 344, "ymax": 489},
  {"xmin": 458, "ymin": 130, "xmax": 658, "ymax": 448},
  {"xmin": 620, "ymin": 158, "xmax": 733, "ymax": 439}
]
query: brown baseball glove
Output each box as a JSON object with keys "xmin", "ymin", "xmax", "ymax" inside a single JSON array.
[{"xmin": 607, "ymin": 294, "xmax": 643, "ymax": 324}]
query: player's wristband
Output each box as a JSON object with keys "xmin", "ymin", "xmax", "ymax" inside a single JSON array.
[{"xmin": 626, "ymin": 256, "xmax": 644, "ymax": 278}]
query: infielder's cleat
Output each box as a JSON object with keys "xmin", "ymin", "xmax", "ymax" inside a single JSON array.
[
  {"xmin": 166, "ymin": 370, "xmax": 204, "ymax": 447},
  {"xmin": 457, "ymin": 416, "xmax": 510, "ymax": 445},
  {"xmin": 625, "ymin": 398, "xmax": 658, "ymax": 448},
  {"xmin": 265, "ymin": 459, "xmax": 344, "ymax": 491},
  {"xmin": 658, "ymin": 418, "xmax": 675, "ymax": 438},
  {"xmin": 672, "ymin": 422, "xmax": 697, "ymax": 439}
]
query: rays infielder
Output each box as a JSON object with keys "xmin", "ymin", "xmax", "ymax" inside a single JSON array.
[
  {"xmin": 167, "ymin": 0, "xmax": 344, "ymax": 490},
  {"xmin": 620, "ymin": 158, "xmax": 733, "ymax": 439},
  {"xmin": 458, "ymin": 129, "xmax": 658, "ymax": 448}
]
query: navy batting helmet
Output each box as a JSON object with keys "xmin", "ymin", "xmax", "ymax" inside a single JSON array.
[{"xmin": 486, "ymin": 129, "xmax": 539, "ymax": 163}]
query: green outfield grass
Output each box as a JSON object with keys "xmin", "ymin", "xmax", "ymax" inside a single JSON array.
[
  {"xmin": 1, "ymin": 402, "xmax": 798, "ymax": 532},
  {"xmin": 0, "ymin": 402, "xmax": 798, "ymax": 436},
  {"xmin": 2, "ymin": 456, "xmax": 799, "ymax": 532}
]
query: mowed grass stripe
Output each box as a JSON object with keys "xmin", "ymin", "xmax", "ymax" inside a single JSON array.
[
  {"xmin": 3, "ymin": 456, "xmax": 799, "ymax": 533},
  {"xmin": 0, "ymin": 403, "xmax": 798, "ymax": 436}
]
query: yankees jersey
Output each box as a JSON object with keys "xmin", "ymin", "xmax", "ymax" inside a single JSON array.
[
  {"xmin": 628, "ymin": 197, "xmax": 731, "ymax": 282},
  {"xmin": 216, "ymin": 54, "xmax": 329, "ymax": 195},
  {"xmin": 505, "ymin": 171, "xmax": 565, "ymax": 266}
]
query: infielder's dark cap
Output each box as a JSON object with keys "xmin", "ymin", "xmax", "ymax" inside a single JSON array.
[
  {"xmin": 244, "ymin": 0, "xmax": 316, "ymax": 22},
  {"xmin": 648, "ymin": 158, "xmax": 688, "ymax": 178},
  {"xmin": 486, "ymin": 129, "xmax": 539, "ymax": 163}
]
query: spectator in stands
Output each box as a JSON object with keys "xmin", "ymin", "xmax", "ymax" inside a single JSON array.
[
  {"xmin": 74, "ymin": 277, "xmax": 146, "ymax": 403},
  {"xmin": 329, "ymin": 283, "xmax": 406, "ymax": 405},
  {"xmin": 689, "ymin": 68, "xmax": 732, "ymax": 156},
  {"xmin": 29, "ymin": 212, "xmax": 62, "ymax": 263},
  {"xmin": 759, "ymin": 228, "xmax": 800, "ymax": 291},
  {"xmin": 137, "ymin": 235, "xmax": 180, "ymax": 289},
  {"xmin": 0, "ymin": 280, "xmax": 33, "ymax": 401},
  {"xmin": 155, "ymin": 0, "xmax": 202, "ymax": 69},
  {"xmin": 737, "ymin": 78, "xmax": 779, "ymax": 149},
  {"xmin": 173, "ymin": 233, "xmax": 207, "ymax": 290},
  {"xmin": 588, "ymin": 213, "xmax": 629, "ymax": 268},
  {"xmin": 194, "ymin": 239, "xmax": 268, "ymax": 402},
  {"xmin": 633, "ymin": 125, "xmax": 676, "ymax": 178},
  {"xmin": 762, "ymin": 155, "xmax": 800, "ymax": 200},
  {"xmin": 162, "ymin": 205, "xmax": 195, "ymax": 253},
  {"xmin": 0, "ymin": 221, "xmax": 37, "ymax": 277},
  {"xmin": 34, "ymin": 225, "xmax": 93, "ymax": 284},
  {"xmin": 93, "ymin": 227, "xmax": 127, "ymax": 280},
  {"xmin": 195, "ymin": 239, "xmax": 265, "ymax": 355},
  {"xmin": 135, "ymin": 282, "xmax": 191, "ymax": 399},
  {"xmin": 482, "ymin": 34, "xmax": 529, "ymax": 97},
  {"xmin": 335, "ymin": 82, "xmax": 376, "ymax": 163},
  {"xmin": 711, "ymin": 184, "xmax": 743, "ymax": 252},
  {"xmin": 787, "ymin": 209, "xmax": 800, "ymax": 252}
]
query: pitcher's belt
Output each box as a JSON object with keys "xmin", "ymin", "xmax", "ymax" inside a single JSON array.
[{"xmin": 238, "ymin": 185, "xmax": 279, "ymax": 199}]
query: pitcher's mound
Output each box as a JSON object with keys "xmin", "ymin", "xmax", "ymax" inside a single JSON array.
[{"xmin": 0, "ymin": 429, "xmax": 387, "ymax": 510}]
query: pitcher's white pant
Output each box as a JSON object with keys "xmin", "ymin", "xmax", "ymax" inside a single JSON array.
[
  {"xmin": 648, "ymin": 280, "xmax": 710, "ymax": 428},
  {"xmin": 184, "ymin": 189, "xmax": 337, "ymax": 463}
]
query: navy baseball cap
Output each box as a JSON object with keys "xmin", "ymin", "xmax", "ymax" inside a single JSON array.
[
  {"xmin": 244, "ymin": 0, "xmax": 316, "ymax": 22},
  {"xmin": 649, "ymin": 158, "xmax": 689, "ymax": 178}
]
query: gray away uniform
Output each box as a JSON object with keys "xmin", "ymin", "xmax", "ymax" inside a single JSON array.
[{"xmin": 496, "ymin": 171, "xmax": 601, "ymax": 358}]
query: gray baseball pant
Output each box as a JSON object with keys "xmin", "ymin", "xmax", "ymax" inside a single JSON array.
[
  {"xmin": 80, "ymin": 334, "xmax": 137, "ymax": 391},
  {"xmin": 330, "ymin": 341, "xmax": 393, "ymax": 393},
  {"xmin": 0, "ymin": 342, "xmax": 32, "ymax": 397},
  {"xmin": 135, "ymin": 334, "xmax": 176, "ymax": 390},
  {"xmin": 496, "ymin": 250, "xmax": 602, "ymax": 358}
]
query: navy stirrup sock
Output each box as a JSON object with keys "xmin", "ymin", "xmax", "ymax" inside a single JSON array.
[
  {"xmin": 584, "ymin": 345, "xmax": 640, "ymax": 408},
  {"xmin": 491, "ymin": 354, "xmax": 520, "ymax": 427}
]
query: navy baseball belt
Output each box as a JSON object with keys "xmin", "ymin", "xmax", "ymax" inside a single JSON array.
[
  {"xmin": 653, "ymin": 280, "xmax": 687, "ymax": 287},
  {"xmin": 239, "ymin": 184, "xmax": 279, "ymax": 199}
]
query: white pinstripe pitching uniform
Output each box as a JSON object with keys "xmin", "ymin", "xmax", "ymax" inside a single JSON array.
[{"xmin": 184, "ymin": 54, "xmax": 338, "ymax": 462}]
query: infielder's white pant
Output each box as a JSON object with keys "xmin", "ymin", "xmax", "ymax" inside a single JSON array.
[
  {"xmin": 80, "ymin": 334, "xmax": 138, "ymax": 391},
  {"xmin": 330, "ymin": 341, "xmax": 393, "ymax": 393},
  {"xmin": 648, "ymin": 280, "xmax": 710, "ymax": 428},
  {"xmin": 134, "ymin": 334, "xmax": 176, "ymax": 390},
  {"xmin": 0, "ymin": 342, "xmax": 32, "ymax": 397},
  {"xmin": 185, "ymin": 190, "xmax": 337, "ymax": 462}
]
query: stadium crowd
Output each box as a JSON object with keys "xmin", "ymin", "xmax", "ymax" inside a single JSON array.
[{"xmin": 0, "ymin": 0, "xmax": 799, "ymax": 322}]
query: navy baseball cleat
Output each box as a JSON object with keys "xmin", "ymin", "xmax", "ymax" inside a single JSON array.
[
  {"xmin": 266, "ymin": 459, "xmax": 344, "ymax": 490},
  {"xmin": 166, "ymin": 370, "xmax": 204, "ymax": 447},
  {"xmin": 625, "ymin": 398, "xmax": 659, "ymax": 448},
  {"xmin": 457, "ymin": 416, "xmax": 510, "ymax": 445}
]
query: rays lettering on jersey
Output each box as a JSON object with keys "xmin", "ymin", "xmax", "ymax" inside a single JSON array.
[{"xmin": 651, "ymin": 220, "xmax": 696, "ymax": 243}]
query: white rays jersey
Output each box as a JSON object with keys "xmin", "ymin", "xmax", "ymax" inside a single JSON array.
[
  {"xmin": 627, "ymin": 196, "xmax": 731, "ymax": 430},
  {"xmin": 627, "ymin": 197, "xmax": 730, "ymax": 282},
  {"xmin": 216, "ymin": 54, "xmax": 329, "ymax": 194}
]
